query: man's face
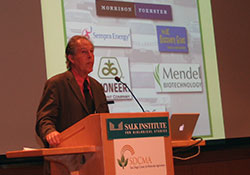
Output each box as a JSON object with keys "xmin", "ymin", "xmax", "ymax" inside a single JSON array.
[{"xmin": 69, "ymin": 39, "xmax": 94, "ymax": 76}]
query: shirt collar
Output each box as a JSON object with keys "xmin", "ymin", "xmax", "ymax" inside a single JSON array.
[{"xmin": 71, "ymin": 69, "xmax": 90, "ymax": 88}]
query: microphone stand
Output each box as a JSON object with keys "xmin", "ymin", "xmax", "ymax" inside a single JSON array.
[{"xmin": 115, "ymin": 77, "xmax": 145, "ymax": 112}]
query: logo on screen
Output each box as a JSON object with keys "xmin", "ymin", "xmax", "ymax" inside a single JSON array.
[
  {"xmin": 98, "ymin": 57, "xmax": 123, "ymax": 79},
  {"xmin": 82, "ymin": 26, "xmax": 93, "ymax": 39},
  {"xmin": 153, "ymin": 63, "xmax": 202, "ymax": 92},
  {"xmin": 156, "ymin": 26, "xmax": 188, "ymax": 53},
  {"xmin": 96, "ymin": 1, "xmax": 172, "ymax": 20}
]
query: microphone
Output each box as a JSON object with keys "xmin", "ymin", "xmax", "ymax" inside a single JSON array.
[{"xmin": 114, "ymin": 76, "xmax": 145, "ymax": 112}]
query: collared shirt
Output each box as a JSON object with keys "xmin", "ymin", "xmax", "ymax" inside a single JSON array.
[{"xmin": 71, "ymin": 69, "xmax": 92, "ymax": 98}]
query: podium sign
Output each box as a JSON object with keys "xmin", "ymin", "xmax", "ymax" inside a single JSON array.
[
  {"xmin": 107, "ymin": 117, "xmax": 169, "ymax": 139},
  {"xmin": 114, "ymin": 137, "xmax": 168, "ymax": 175},
  {"xmin": 107, "ymin": 116, "xmax": 170, "ymax": 175}
]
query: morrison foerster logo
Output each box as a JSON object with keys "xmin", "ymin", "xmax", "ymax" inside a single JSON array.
[
  {"xmin": 96, "ymin": 0, "xmax": 135, "ymax": 18},
  {"xmin": 135, "ymin": 3, "xmax": 172, "ymax": 20},
  {"xmin": 96, "ymin": 0, "xmax": 173, "ymax": 21},
  {"xmin": 98, "ymin": 57, "xmax": 123, "ymax": 79}
]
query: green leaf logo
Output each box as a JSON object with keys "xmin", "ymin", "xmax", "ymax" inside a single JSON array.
[
  {"xmin": 117, "ymin": 154, "xmax": 128, "ymax": 169},
  {"xmin": 153, "ymin": 64, "xmax": 163, "ymax": 91}
]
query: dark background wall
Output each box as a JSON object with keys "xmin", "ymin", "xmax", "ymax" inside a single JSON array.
[
  {"xmin": 211, "ymin": 0, "xmax": 250, "ymax": 138},
  {"xmin": 0, "ymin": 0, "xmax": 46, "ymax": 154}
]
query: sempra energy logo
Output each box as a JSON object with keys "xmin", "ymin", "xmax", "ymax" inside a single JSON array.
[
  {"xmin": 80, "ymin": 25, "xmax": 131, "ymax": 47},
  {"xmin": 94, "ymin": 26, "xmax": 131, "ymax": 47}
]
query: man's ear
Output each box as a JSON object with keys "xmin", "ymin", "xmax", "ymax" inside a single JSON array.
[{"xmin": 67, "ymin": 54, "xmax": 74, "ymax": 64}]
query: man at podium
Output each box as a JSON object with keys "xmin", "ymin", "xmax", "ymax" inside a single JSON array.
[{"xmin": 36, "ymin": 35, "xmax": 109, "ymax": 148}]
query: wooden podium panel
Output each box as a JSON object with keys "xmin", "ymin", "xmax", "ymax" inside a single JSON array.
[
  {"xmin": 6, "ymin": 112, "xmax": 181, "ymax": 175},
  {"xmin": 6, "ymin": 146, "xmax": 96, "ymax": 158},
  {"xmin": 57, "ymin": 112, "xmax": 174, "ymax": 175},
  {"xmin": 6, "ymin": 146, "xmax": 97, "ymax": 175}
]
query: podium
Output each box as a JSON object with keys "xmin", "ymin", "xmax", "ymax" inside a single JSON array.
[{"xmin": 7, "ymin": 112, "xmax": 175, "ymax": 175}]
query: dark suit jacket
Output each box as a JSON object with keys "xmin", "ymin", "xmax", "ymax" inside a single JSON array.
[{"xmin": 36, "ymin": 71, "xmax": 109, "ymax": 147}]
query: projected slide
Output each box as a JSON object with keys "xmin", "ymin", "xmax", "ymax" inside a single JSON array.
[{"xmin": 62, "ymin": 0, "xmax": 210, "ymax": 137}]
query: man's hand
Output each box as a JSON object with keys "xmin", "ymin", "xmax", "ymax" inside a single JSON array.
[{"xmin": 45, "ymin": 131, "xmax": 61, "ymax": 147}]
